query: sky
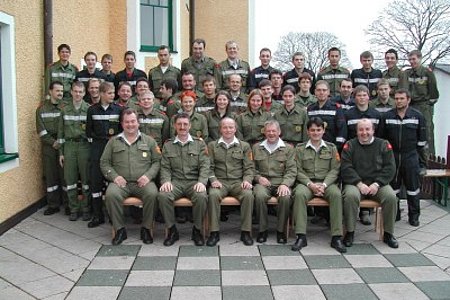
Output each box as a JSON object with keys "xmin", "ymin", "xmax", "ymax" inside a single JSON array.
[{"xmin": 253, "ymin": 0, "xmax": 392, "ymax": 69}]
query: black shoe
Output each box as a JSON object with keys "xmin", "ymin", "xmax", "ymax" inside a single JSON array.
[
  {"xmin": 206, "ymin": 231, "xmax": 220, "ymax": 247},
  {"xmin": 82, "ymin": 212, "xmax": 91, "ymax": 221},
  {"xmin": 256, "ymin": 230, "xmax": 268, "ymax": 243},
  {"xmin": 140, "ymin": 227, "xmax": 153, "ymax": 244},
  {"xmin": 88, "ymin": 216, "xmax": 105, "ymax": 228},
  {"xmin": 343, "ymin": 231, "xmax": 354, "ymax": 247},
  {"xmin": 291, "ymin": 234, "xmax": 307, "ymax": 251},
  {"xmin": 331, "ymin": 236, "xmax": 347, "ymax": 253},
  {"xmin": 383, "ymin": 232, "xmax": 399, "ymax": 248},
  {"xmin": 44, "ymin": 207, "xmax": 60, "ymax": 215},
  {"xmin": 112, "ymin": 228, "xmax": 127, "ymax": 245},
  {"xmin": 276, "ymin": 231, "xmax": 287, "ymax": 244},
  {"xmin": 191, "ymin": 226, "xmax": 204, "ymax": 246},
  {"xmin": 409, "ymin": 215, "xmax": 420, "ymax": 227},
  {"xmin": 164, "ymin": 225, "xmax": 179, "ymax": 246},
  {"xmin": 69, "ymin": 212, "xmax": 78, "ymax": 221},
  {"xmin": 64, "ymin": 207, "xmax": 71, "ymax": 216},
  {"xmin": 359, "ymin": 211, "xmax": 371, "ymax": 225},
  {"xmin": 240, "ymin": 231, "xmax": 254, "ymax": 246}
]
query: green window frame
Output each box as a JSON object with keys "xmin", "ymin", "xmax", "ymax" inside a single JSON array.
[
  {"xmin": 0, "ymin": 16, "xmax": 19, "ymax": 165},
  {"xmin": 140, "ymin": 0, "xmax": 173, "ymax": 52}
]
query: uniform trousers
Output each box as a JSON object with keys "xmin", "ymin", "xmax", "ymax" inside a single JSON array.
[
  {"xmin": 254, "ymin": 184, "xmax": 291, "ymax": 233},
  {"xmin": 293, "ymin": 184, "xmax": 343, "ymax": 236},
  {"xmin": 158, "ymin": 180, "xmax": 207, "ymax": 230},
  {"xmin": 343, "ymin": 185, "xmax": 397, "ymax": 234},
  {"xmin": 105, "ymin": 182, "xmax": 158, "ymax": 230},
  {"xmin": 208, "ymin": 181, "xmax": 254, "ymax": 232}
]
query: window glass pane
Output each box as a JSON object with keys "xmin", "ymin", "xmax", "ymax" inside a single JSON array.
[
  {"xmin": 154, "ymin": 7, "xmax": 168, "ymax": 46},
  {"xmin": 140, "ymin": 0, "xmax": 148, "ymax": 5},
  {"xmin": 160, "ymin": 0, "xmax": 168, "ymax": 6},
  {"xmin": 149, "ymin": 0, "xmax": 159, "ymax": 6},
  {"xmin": 140, "ymin": 5, "xmax": 154, "ymax": 46}
]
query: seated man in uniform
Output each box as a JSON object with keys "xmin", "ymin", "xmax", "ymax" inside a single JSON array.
[
  {"xmin": 100, "ymin": 109, "xmax": 161, "ymax": 245},
  {"xmin": 253, "ymin": 120, "xmax": 296, "ymax": 244},
  {"xmin": 158, "ymin": 113, "xmax": 209, "ymax": 246},
  {"xmin": 341, "ymin": 118, "xmax": 399, "ymax": 248},
  {"xmin": 292, "ymin": 117, "xmax": 346, "ymax": 253},
  {"xmin": 207, "ymin": 117, "xmax": 255, "ymax": 246}
]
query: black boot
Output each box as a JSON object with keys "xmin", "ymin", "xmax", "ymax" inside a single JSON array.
[
  {"xmin": 343, "ymin": 231, "xmax": 354, "ymax": 247},
  {"xmin": 240, "ymin": 231, "xmax": 254, "ymax": 246},
  {"xmin": 291, "ymin": 234, "xmax": 307, "ymax": 251},
  {"xmin": 191, "ymin": 226, "xmax": 204, "ymax": 246},
  {"xmin": 331, "ymin": 236, "xmax": 347, "ymax": 253},
  {"xmin": 140, "ymin": 227, "xmax": 153, "ymax": 244},
  {"xmin": 383, "ymin": 232, "xmax": 399, "ymax": 248},
  {"xmin": 206, "ymin": 231, "xmax": 220, "ymax": 247},
  {"xmin": 164, "ymin": 225, "xmax": 179, "ymax": 246},
  {"xmin": 112, "ymin": 228, "xmax": 127, "ymax": 245},
  {"xmin": 256, "ymin": 230, "xmax": 268, "ymax": 243},
  {"xmin": 276, "ymin": 231, "xmax": 287, "ymax": 244}
]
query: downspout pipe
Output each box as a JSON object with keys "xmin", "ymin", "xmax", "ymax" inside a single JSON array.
[
  {"xmin": 189, "ymin": 0, "xmax": 195, "ymax": 56},
  {"xmin": 44, "ymin": 0, "xmax": 53, "ymax": 67}
]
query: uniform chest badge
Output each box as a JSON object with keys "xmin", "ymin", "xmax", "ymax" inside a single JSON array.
[
  {"xmin": 142, "ymin": 152, "xmax": 148, "ymax": 158},
  {"xmin": 109, "ymin": 128, "xmax": 114, "ymax": 135},
  {"xmin": 295, "ymin": 126, "xmax": 302, "ymax": 132}
]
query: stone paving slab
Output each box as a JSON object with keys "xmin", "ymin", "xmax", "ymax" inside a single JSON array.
[{"xmin": 1, "ymin": 200, "xmax": 450, "ymax": 299}]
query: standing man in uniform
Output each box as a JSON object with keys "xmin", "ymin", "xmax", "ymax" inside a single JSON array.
[
  {"xmin": 370, "ymin": 79, "xmax": 395, "ymax": 114},
  {"xmin": 405, "ymin": 49, "xmax": 439, "ymax": 154},
  {"xmin": 292, "ymin": 117, "xmax": 346, "ymax": 253},
  {"xmin": 100, "ymin": 54, "xmax": 116, "ymax": 83},
  {"xmin": 195, "ymin": 76, "xmax": 217, "ymax": 113},
  {"xmin": 115, "ymin": 51, "xmax": 147, "ymax": 95},
  {"xmin": 218, "ymin": 40, "xmax": 251, "ymax": 92},
  {"xmin": 149, "ymin": 45, "xmax": 181, "ymax": 99},
  {"xmin": 227, "ymin": 74, "xmax": 248, "ymax": 114},
  {"xmin": 351, "ymin": 51, "xmax": 382, "ymax": 99},
  {"xmin": 86, "ymin": 82, "xmax": 123, "ymax": 228},
  {"xmin": 284, "ymin": 52, "xmax": 316, "ymax": 94},
  {"xmin": 253, "ymin": 120, "xmax": 297, "ymax": 244},
  {"xmin": 383, "ymin": 49, "xmax": 407, "ymax": 96},
  {"xmin": 158, "ymin": 113, "xmax": 209, "ymax": 246},
  {"xmin": 207, "ymin": 117, "xmax": 255, "ymax": 246},
  {"xmin": 296, "ymin": 73, "xmax": 317, "ymax": 108},
  {"xmin": 137, "ymin": 90, "xmax": 169, "ymax": 148},
  {"xmin": 341, "ymin": 119, "xmax": 399, "ymax": 248},
  {"xmin": 157, "ymin": 78, "xmax": 179, "ymax": 118},
  {"xmin": 181, "ymin": 38, "xmax": 219, "ymax": 92},
  {"xmin": 58, "ymin": 81, "xmax": 90, "ymax": 221},
  {"xmin": 383, "ymin": 89, "xmax": 427, "ymax": 227},
  {"xmin": 75, "ymin": 51, "xmax": 107, "ymax": 89},
  {"xmin": 317, "ymin": 47, "xmax": 350, "ymax": 98},
  {"xmin": 307, "ymin": 80, "xmax": 347, "ymax": 151},
  {"xmin": 101, "ymin": 109, "xmax": 161, "ymax": 245},
  {"xmin": 37, "ymin": 81, "xmax": 66, "ymax": 215},
  {"xmin": 45, "ymin": 44, "xmax": 78, "ymax": 100},
  {"xmin": 270, "ymin": 69, "xmax": 284, "ymax": 102},
  {"xmin": 331, "ymin": 78, "xmax": 354, "ymax": 111},
  {"xmin": 249, "ymin": 48, "xmax": 275, "ymax": 91}
]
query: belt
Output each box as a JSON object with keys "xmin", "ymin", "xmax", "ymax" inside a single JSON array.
[{"xmin": 66, "ymin": 138, "xmax": 88, "ymax": 143}]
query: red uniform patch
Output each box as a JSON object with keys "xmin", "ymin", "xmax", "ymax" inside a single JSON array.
[
  {"xmin": 386, "ymin": 142, "xmax": 393, "ymax": 150},
  {"xmin": 343, "ymin": 142, "xmax": 350, "ymax": 151}
]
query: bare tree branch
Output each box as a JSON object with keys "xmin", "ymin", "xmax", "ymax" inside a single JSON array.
[
  {"xmin": 365, "ymin": 0, "xmax": 450, "ymax": 66},
  {"xmin": 272, "ymin": 32, "xmax": 351, "ymax": 74}
]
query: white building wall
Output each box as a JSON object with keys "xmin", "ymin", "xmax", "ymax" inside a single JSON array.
[{"xmin": 434, "ymin": 69, "xmax": 450, "ymax": 158}]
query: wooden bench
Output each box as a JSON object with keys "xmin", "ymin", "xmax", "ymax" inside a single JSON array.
[
  {"xmin": 423, "ymin": 169, "xmax": 450, "ymax": 207},
  {"xmin": 219, "ymin": 196, "xmax": 290, "ymax": 238},
  {"xmin": 111, "ymin": 197, "xmax": 145, "ymax": 238},
  {"xmin": 307, "ymin": 197, "xmax": 384, "ymax": 240}
]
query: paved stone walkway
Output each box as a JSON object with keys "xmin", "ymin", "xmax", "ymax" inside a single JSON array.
[{"xmin": 1, "ymin": 200, "xmax": 449, "ymax": 299}]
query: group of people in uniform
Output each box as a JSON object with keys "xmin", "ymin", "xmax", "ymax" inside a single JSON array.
[{"xmin": 37, "ymin": 39, "xmax": 438, "ymax": 253}]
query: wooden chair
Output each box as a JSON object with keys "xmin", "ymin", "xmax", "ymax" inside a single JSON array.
[
  {"xmin": 111, "ymin": 197, "xmax": 144, "ymax": 238},
  {"xmin": 170, "ymin": 197, "xmax": 208, "ymax": 238}
]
